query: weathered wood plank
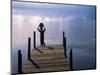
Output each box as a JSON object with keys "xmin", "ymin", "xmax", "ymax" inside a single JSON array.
[
  {"xmin": 27, "ymin": 58, "xmax": 69, "ymax": 64},
  {"xmin": 24, "ymin": 59, "xmax": 69, "ymax": 68},
  {"xmin": 23, "ymin": 65, "xmax": 70, "ymax": 73},
  {"xmin": 32, "ymin": 48, "xmax": 65, "ymax": 55},
  {"xmin": 22, "ymin": 45, "xmax": 70, "ymax": 73}
]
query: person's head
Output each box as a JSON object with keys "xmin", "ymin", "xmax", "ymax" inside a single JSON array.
[
  {"xmin": 39, "ymin": 23, "xmax": 44, "ymax": 29},
  {"xmin": 39, "ymin": 23, "xmax": 44, "ymax": 27}
]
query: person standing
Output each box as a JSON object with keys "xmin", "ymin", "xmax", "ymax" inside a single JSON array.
[{"xmin": 37, "ymin": 23, "xmax": 46, "ymax": 47}]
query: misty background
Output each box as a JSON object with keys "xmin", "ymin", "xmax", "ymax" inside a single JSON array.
[{"xmin": 12, "ymin": 1, "xmax": 96, "ymax": 73}]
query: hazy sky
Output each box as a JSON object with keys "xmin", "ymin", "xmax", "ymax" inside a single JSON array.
[
  {"xmin": 12, "ymin": 1, "xmax": 96, "ymax": 19},
  {"xmin": 11, "ymin": 1, "xmax": 96, "ymax": 73},
  {"xmin": 12, "ymin": 1, "xmax": 96, "ymax": 48}
]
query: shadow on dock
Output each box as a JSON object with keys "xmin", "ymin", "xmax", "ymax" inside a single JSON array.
[
  {"xmin": 35, "ymin": 48, "xmax": 44, "ymax": 54},
  {"xmin": 29, "ymin": 58, "xmax": 40, "ymax": 69}
]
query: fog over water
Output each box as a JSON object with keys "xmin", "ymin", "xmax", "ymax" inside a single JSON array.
[{"xmin": 12, "ymin": 1, "xmax": 96, "ymax": 73}]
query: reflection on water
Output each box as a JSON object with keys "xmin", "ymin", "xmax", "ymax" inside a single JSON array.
[
  {"xmin": 72, "ymin": 48, "xmax": 96, "ymax": 70},
  {"xmin": 11, "ymin": 17, "xmax": 96, "ymax": 73},
  {"xmin": 12, "ymin": 1, "xmax": 96, "ymax": 73}
]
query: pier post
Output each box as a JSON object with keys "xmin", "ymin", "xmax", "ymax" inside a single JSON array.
[
  {"xmin": 18, "ymin": 50, "xmax": 23, "ymax": 74},
  {"xmin": 33, "ymin": 31, "xmax": 36, "ymax": 48},
  {"xmin": 63, "ymin": 31, "xmax": 65, "ymax": 46},
  {"xmin": 64, "ymin": 37, "xmax": 67, "ymax": 58},
  {"xmin": 70, "ymin": 49, "xmax": 73, "ymax": 70},
  {"xmin": 28, "ymin": 37, "xmax": 31, "ymax": 60}
]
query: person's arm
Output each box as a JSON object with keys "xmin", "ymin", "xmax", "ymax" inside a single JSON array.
[
  {"xmin": 44, "ymin": 27, "xmax": 46, "ymax": 31},
  {"xmin": 37, "ymin": 26, "xmax": 40, "ymax": 31}
]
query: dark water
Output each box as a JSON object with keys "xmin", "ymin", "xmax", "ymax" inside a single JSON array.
[
  {"xmin": 11, "ymin": 45, "xmax": 29, "ymax": 73},
  {"xmin": 71, "ymin": 47, "xmax": 96, "ymax": 70}
]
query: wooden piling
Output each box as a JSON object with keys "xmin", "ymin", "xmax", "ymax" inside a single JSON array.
[
  {"xmin": 70, "ymin": 49, "xmax": 73, "ymax": 70},
  {"xmin": 18, "ymin": 50, "xmax": 23, "ymax": 74},
  {"xmin": 34, "ymin": 31, "xmax": 36, "ymax": 48},
  {"xmin": 64, "ymin": 37, "xmax": 67, "ymax": 58},
  {"xmin": 28, "ymin": 37, "xmax": 31, "ymax": 60},
  {"xmin": 63, "ymin": 31, "xmax": 65, "ymax": 46}
]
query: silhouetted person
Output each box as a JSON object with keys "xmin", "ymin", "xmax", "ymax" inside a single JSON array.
[{"xmin": 37, "ymin": 23, "xmax": 46, "ymax": 47}]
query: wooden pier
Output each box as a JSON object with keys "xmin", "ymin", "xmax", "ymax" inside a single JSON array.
[
  {"xmin": 16, "ymin": 31, "xmax": 72, "ymax": 74},
  {"xmin": 22, "ymin": 45, "xmax": 70, "ymax": 73}
]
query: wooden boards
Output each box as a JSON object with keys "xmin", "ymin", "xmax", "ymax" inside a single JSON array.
[{"xmin": 23, "ymin": 45, "xmax": 70, "ymax": 74}]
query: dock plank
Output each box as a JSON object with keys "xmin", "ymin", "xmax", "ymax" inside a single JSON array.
[{"xmin": 22, "ymin": 45, "xmax": 70, "ymax": 73}]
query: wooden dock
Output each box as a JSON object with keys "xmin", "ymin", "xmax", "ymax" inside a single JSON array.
[{"xmin": 22, "ymin": 45, "xmax": 70, "ymax": 74}]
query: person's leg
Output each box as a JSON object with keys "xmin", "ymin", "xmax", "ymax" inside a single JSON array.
[
  {"xmin": 42, "ymin": 37, "xmax": 45, "ymax": 47},
  {"xmin": 41, "ymin": 32, "xmax": 44, "ymax": 47},
  {"xmin": 40, "ymin": 34, "xmax": 43, "ymax": 47},
  {"xmin": 41, "ymin": 37, "xmax": 44, "ymax": 47},
  {"xmin": 41, "ymin": 40, "xmax": 44, "ymax": 47},
  {"xmin": 42, "ymin": 34, "xmax": 45, "ymax": 47}
]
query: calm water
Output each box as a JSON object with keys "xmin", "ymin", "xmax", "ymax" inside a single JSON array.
[
  {"xmin": 12, "ymin": 1, "xmax": 96, "ymax": 73},
  {"xmin": 70, "ymin": 47, "xmax": 96, "ymax": 70},
  {"xmin": 11, "ymin": 45, "xmax": 29, "ymax": 73}
]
